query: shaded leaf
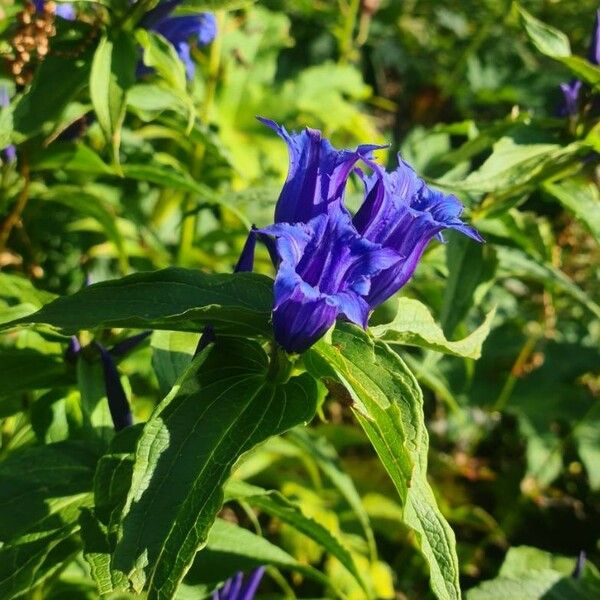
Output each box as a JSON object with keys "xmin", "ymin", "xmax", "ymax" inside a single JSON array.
[
  {"xmin": 111, "ymin": 338, "xmax": 318, "ymax": 599},
  {"xmin": 5, "ymin": 268, "xmax": 274, "ymax": 338}
]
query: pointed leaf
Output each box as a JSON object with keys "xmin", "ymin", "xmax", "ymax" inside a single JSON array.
[
  {"xmin": 111, "ymin": 338, "xmax": 318, "ymax": 599},
  {"xmin": 371, "ymin": 297, "xmax": 495, "ymax": 359},
  {"xmin": 308, "ymin": 325, "xmax": 461, "ymax": 600},
  {"xmin": 4, "ymin": 268, "xmax": 274, "ymax": 337}
]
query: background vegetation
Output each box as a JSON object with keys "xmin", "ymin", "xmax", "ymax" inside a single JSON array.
[{"xmin": 0, "ymin": 1, "xmax": 599, "ymax": 599}]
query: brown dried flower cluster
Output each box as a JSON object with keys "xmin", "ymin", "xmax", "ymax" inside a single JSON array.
[{"xmin": 8, "ymin": 1, "xmax": 58, "ymax": 86}]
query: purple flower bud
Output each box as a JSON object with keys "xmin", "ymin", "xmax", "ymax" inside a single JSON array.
[
  {"xmin": 588, "ymin": 10, "xmax": 600, "ymax": 65},
  {"xmin": 96, "ymin": 343, "xmax": 133, "ymax": 432},
  {"xmin": 213, "ymin": 567, "xmax": 265, "ymax": 600},
  {"xmin": 558, "ymin": 80, "xmax": 582, "ymax": 117}
]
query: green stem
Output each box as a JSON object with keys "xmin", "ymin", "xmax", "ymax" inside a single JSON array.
[
  {"xmin": 493, "ymin": 333, "xmax": 541, "ymax": 412},
  {"xmin": 338, "ymin": 0, "xmax": 361, "ymax": 64}
]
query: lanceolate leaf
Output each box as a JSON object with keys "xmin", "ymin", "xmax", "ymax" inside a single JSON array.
[
  {"xmin": 90, "ymin": 32, "xmax": 137, "ymax": 162},
  {"xmin": 111, "ymin": 338, "xmax": 318, "ymax": 599},
  {"xmin": 4, "ymin": 268, "xmax": 274, "ymax": 337},
  {"xmin": 186, "ymin": 518, "xmax": 335, "ymax": 594},
  {"xmin": 225, "ymin": 480, "xmax": 370, "ymax": 596},
  {"xmin": 371, "ymin": 297, "xmax": 495, "ymax": 360},
  {"xmin": 308, "ymin": 325, "xmax": 462, "ymax": 600}
]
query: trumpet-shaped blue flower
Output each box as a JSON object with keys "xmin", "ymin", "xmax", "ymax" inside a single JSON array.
[
  {"xmin": 354, "ymin": 159, "xmax": 483, "ymax": 307},
  {"xmin": 258, "ymin": 211, "xmax": 397, "ymax": 353},
  {"xmin": 140, "ymin": 0, "xmax": 217, "ymax": 79},
  {"xmin": 213, "ymin": 568, "xmax": 265, "ymax": 600},
  {"xmin": 244, "ymin": 119, "xmax": 481, "ymax": 353},
  {"xmin": 258, "ymin": 117, "xmax": 382, "ymax": 224}
]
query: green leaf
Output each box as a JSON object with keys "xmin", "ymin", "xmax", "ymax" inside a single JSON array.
[
  {"xmin": 0, "ymin": 527, "xmax": 81, "ymax": 600},
  {"xmin": 497, "ymin": 246, "xmax": 600, "ymax": 318},
  {"xmin": 0, "ymin": 348, "xmax": 73, "ymax": 400},
  {"xmin": 178, "ymin": 0, "xmax": 256, "ymax": 9},
  {"xmin": 136, "ymin": 30, "xmax": 187, "ymax": 95},
  {"xmin": 467, "ymin": 546, "xmax": 600, "ymax": 600},
  {"xmin": 29, "ymin": 143, "xmax": 112, "ymax": 175},
  {"xmin": 543, "ymin": 179, "xmax": 600, "ymax": 244},
  {"xmin": 308, "ymin": 325, "xmax": 461, "ymax": 600},
  {"xmin": 443, "ymin": 137, "xmax": 581, "ymax": 195},
  {"xmin": 4, "ymin": 268, "xmax": 274, "ymax": 338},
  {"xmin": 184, "ymin": 518, "xmax": 334, "ymax": 595},
  {"xmin": 151, "ymin": 330, "xmax": 200, "ymax": 395},
  {"xmin": 90, "ymin": 32, "xmax": 137, "ymax": 163},
  {"xmin": 440, "ymin": 231, "xmax": 497, "ymax": 338},
  {"xmin": 13, "ymin": 52, "xmax": 92, "ymax": 140},
  {"xmin": 371, "ymin": 297, "xmax": 495, "ymax": 359},
  {"xmin": 288, "ymin": 429, "xmax": 377, "ymax": 563},
  {"xmin": 518, "ymin": 6, "xmax": 600, "ymax": 89},
  {"xmin": 111, "ymin": 338, "xmax": 318, "ymax": 599},
  {"xmin": 518, "ymin": 6, "xmax": 571, "ymax": 58},
  {"xmin": 225, "ymin": 480, "xmax": 369, "ymax": 595},
  {"xmin": 0, "ymin": 441, "xmax": 97, "ymax": 542}
]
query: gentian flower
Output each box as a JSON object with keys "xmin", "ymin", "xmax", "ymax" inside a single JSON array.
[
  {"xmin": 140, "ymin": 0, "xmax": 217, "ymax": 79},
  {"xmin": 34, "ymin": 1, "xmax": 76, "ymax": 20},
  {"xmin": 241, "ymin": 119, "xmax": 481, "ymax": 354},
  {"xmin": 258, "ymin": 212, "xmax": 397, "ymax": 353},
  {"xmin": 559, "ymin": 80, "xmax": 583, "ymax": 117},
  {"xmin": 353, "ymin": 159, "xmax": 483, "ymax": 307},
  {"xmin": 0, "ymin": 85, "xmax": 16, "ymax": 163},
  {"xmin": 212, "ymin": 567, "xmax": 265, "ymax": 600}
]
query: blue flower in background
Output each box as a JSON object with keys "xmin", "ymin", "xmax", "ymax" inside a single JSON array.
[
  {"xmin": 212, "ymin": 568, "xmax": 265, "ymax": 600},
  {"xmin": 258, "ymin": 117, "xmax": 381, "ymax": 224},
  {"xmin": 558, "ymin": 9, "xmax": 600, "ymax": 116},
  {"xmin": 258, "ymin": 211, "xmax": 397, "ymax": 353},
  {"xmin": 140, "ymin": 0, "xmax": 217, "ymax": 79},
  {"xmin": 242, "ymin": 119, "xmax": 482, "ymax": 353},
  {"xmin": 559, "ymin": 80, "xmax": 583, "ymax": 117},
  {"xmin": 587, "ymin": 10, "xmax": 600, "ymax": 65},
  {"xmin": 353, "ymin": 159, "xmax": 483, "ymax": 307},
  {"xmin": 0, "ymin": 85, "xmax": 16, "ymax": 163},
  {"xmin": 34, "ymin": 0, "xmax": 76, "ymax": 19}
]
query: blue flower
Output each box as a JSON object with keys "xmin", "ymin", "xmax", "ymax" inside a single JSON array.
[
  {"xmin": 244, "ymin": 119, "xmax": 481, "ymax": 353},
  {"xmin": 140, "ymin": 1, "xmax": 217, "ymax": 80},
  {"xmin": 212, "ymin": 567, "xmax": 265, "ymax": 600},
  {"xmin": 34, "ymin": 1, "xmax": 76, "ymax": 19},
  {"xmin": 558, "ymin": 80, "xmax": 583, "ymax": 117},
  {"xmin": 258, "ymin": 117, "xmax": 382, "ymax": 224},
  {"xmin": 258, "ymin": 211, "xmax": 397, "ymax": 353},
  {"xmin": 353, "ymin": 159, "xmax": 483, "ymax": 307}
]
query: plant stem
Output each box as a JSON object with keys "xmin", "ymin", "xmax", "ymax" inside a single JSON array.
[
  {"xmin": 0, "ymin": 157, "xmax": 29, "ymax": 251},
  {"xmin": 339, "ymin": 0, "xmax": 361, "ymax": 64}
]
